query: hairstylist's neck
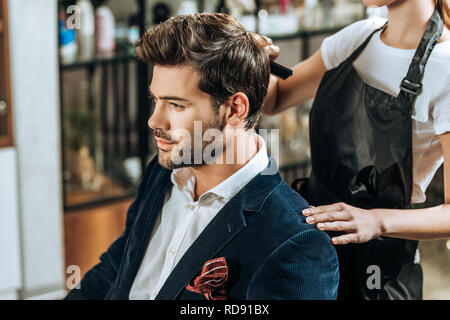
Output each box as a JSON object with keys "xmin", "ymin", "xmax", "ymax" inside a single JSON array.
[{"xmin": 383, "ymin": 0, "xmax": 436, "ymax": 49}]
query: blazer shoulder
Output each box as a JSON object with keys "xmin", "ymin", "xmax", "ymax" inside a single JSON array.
[
  {"xmin": 275, "ymin": 181, "xmax": 310, "ymax": 210},
  {"xmin": 261, "ymin": 180, "xmax": 312, "ymax": 230},
  {"xmin": 246, "ymin": 228, "xmax": 339, "ymax": 299}
]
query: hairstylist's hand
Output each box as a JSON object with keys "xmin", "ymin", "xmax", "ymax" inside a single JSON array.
[
  {"xmin": 251, "ymin": 33, "xmax": 280, "ymax": 60},
  {"xmin": 302, "ymin": 203, "xmax": 384, "ymax": 245}
]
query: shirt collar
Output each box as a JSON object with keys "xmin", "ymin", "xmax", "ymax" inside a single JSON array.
[{"xmin": 170, "ymin": 132, "xmax": 269, "ymax": 205}]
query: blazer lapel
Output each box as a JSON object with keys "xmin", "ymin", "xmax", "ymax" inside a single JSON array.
[
  {"xmin": 155, "ymin": 193, "xmax": 247, "ymax": 300},
  {"xmin": 111, "ymin": 165, "xmax": 172, "ymax": 299}
]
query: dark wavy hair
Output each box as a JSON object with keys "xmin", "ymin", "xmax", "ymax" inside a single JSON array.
[
  {"xmin": 136, "ymin": 13, "xmax": 270, "ymax": 129},
  {"xmin": 437, "ymin": 0, "xmax": 450, "ymax": 29}
]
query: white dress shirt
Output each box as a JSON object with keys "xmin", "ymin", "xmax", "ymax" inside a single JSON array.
[{"xmin": 129, "ymin": 132, "xmax": 269, "ymax": 300}]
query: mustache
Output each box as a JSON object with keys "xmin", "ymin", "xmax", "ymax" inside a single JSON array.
[{"xmin": 154, "ymin": 128, "xmax": 177, "ymax": 143}]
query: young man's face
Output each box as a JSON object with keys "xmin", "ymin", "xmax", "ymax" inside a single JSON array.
[{"xmin": 148, "ymin": 65, "xmax": 225, "ymax": 169}]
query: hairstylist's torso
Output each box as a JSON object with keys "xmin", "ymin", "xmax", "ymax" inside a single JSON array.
[
  {"xmin": 321, "ymin": 16, "xmax": 450, "ymax": 204},
  {"xmin": 256, "ymin": 0, "xmax": 450, "ymax": 300}
]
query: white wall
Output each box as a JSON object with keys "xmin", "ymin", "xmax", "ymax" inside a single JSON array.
[
  {"xmin": 1, "ymin": 0, "xmax": 66, "ymax": 299},
  {"xmin": 0, "ymin": 148, "xmax": 21, "ymax": 299}
]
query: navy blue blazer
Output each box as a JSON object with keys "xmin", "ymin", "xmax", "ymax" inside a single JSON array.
[{"xmin": 65, "ymin": 155, "xmax": 339, "ymax": 300}]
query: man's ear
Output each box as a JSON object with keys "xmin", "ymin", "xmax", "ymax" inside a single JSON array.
[{"xmin": 223, "ymin": 92, "xmax": 250, "ymax": 128}]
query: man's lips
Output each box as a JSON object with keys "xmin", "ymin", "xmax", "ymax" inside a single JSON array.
[{"xmin": 156, "ymin": 138, "xmax": 176, "ymax": 150}]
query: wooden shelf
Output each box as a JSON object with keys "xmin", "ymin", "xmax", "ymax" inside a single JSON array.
[
  {"xmin": 60, "ymin": 41, "xmax": 138, "ymax": 70},
  {"xmin": 65, "ymin": 173, "xmax": 133, "ymax": 209},
  {"xmin": 64, "ymin": 197, "xmax": 133, "ymax": 281},
  {"xmin": 0, "ymin": 0, "xmax": 13, "ymax": 148}
]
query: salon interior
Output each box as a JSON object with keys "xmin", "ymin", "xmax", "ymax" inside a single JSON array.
[{"xmin": 0, "ymin": 0, "xmax": 449, "ymax": 300}]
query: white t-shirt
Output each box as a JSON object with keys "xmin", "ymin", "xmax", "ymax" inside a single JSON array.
[{"xmin": 321, "ymin": 17, "xmax": 450, "ymax": 203}]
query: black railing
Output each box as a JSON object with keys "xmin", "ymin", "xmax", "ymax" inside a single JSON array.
[{"xmin": 59, "ymin": 0, "xmax": 151, "ymax": 211}]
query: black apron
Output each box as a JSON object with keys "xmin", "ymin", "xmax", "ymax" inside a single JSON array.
[{"xmin": 292, "ymin": 8, "xmax": 444, "ymax": 300}]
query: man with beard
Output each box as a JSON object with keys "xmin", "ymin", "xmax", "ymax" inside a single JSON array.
[{"xmin": 64, "ymin": 13, "xmax": 339, "ymax": 300}]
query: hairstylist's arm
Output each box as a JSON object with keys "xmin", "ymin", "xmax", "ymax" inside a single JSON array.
[
  {"xmin": 442, "ymin": 132, "xmax": 450, "ymax": 204},
  {"xmin": 252, "ymin": 34, "xmax": 327, "ymax": 116},
  {"xmin": 302, "ymin": 132, "xmax": 450, "ymax": 243}
]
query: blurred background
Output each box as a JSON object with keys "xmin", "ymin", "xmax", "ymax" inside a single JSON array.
[{"xmin": 0, "ymin": 0, "xmax": 448, "ymax": 299}]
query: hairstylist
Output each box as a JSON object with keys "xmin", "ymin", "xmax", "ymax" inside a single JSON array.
[{"xmin": 255, "ymin": 0, "xmax": 450, "ymax": 300}]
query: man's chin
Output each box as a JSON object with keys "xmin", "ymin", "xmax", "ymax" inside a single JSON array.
[
  {"xmin": 157, "ymin": 152, "xmax": 189, "ymax": 170},
  {"xmin": 157, "ymin": 152, "xmax": 176, "ymax": 170},
  {"xmin": 157, "ymin": 152, "xmax": 207, "ymax": 170}
]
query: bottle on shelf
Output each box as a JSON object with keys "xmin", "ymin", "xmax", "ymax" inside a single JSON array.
[
  {"xmin": 95, "ymin": 2, "xmax": 116, "ymax": 53},
  {"xmin": 178, "ymin": 0, "xmax": 198, "ymax": 15},
  {"xmin": 76, "ymin": 0, "xmax": 95, "ymax": 58},
  {"xmin": 58, "ymin": 8, "xmax": 77, "ymax": 64}
]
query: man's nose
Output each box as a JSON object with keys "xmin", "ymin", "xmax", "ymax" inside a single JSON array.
[{"xmin": 148, "ymin": 104, "xmax": 169, "ymax": 131}]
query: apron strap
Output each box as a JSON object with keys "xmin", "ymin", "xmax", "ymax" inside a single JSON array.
[
  {"xmin": 399, "ymin": 7, "xmax": 444, "ymax": 106},
  {"xmin": 342, "ymin": 22, "xmax": 388, "ymax": 65}
]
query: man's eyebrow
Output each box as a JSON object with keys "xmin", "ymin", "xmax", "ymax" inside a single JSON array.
[{"xmin": 148, "ymin": 88, "xmax": 192, "ymax": 105}]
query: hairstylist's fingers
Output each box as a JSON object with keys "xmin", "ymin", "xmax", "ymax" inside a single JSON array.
[
  {"xmin": 262, "ymin": 35, "xmax": 273, "ymax": 45},
  {"xmin": 316, "ymin": 221, "xmax": 356, "ymax": 232},
  {"xmin": 250, "ymin": 33, "xmax": 280, "ymax": 60},
  {"xmin": 266, "ymin": 44, "xmax": 280, "ymax": 60},
  {"xmin": 331, "ymin": 234, "xmax": 361, "ymax": 245},
  {"xmin": 251, "ymin": 32, "xmax": 272, "ymax": 46},
  {"xmin": 305, "ymin": 211, "xmax": 352, "ymax": 224},
  {"xmin": 303, "ymin": 202, "xmax": 347, "ymax": 216}
]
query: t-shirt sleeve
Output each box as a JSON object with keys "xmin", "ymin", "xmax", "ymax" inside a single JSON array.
[
  {"xmin": 320, "ymin": 17, "xmax": 387, "ymax": 70},
  {"xmin": 433, "ymin": 75, "xmax": 450, "ymax": 135}
]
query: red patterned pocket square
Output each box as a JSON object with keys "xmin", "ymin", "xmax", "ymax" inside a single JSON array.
[{"xmin": 185, "ymin": 257, "xmax": 229, "ymax": 300}]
